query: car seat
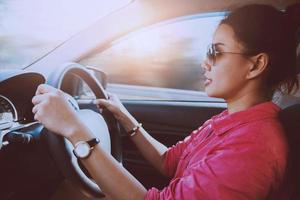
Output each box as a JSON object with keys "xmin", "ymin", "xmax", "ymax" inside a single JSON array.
[{"xmin": 279, "ymin": 103, "xmax": 300, "ymax": 199}]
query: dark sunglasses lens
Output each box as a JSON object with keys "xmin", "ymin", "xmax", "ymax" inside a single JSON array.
[{"xmin": 206, "ymin": 46, "xmax": 215, "ymax": 65}]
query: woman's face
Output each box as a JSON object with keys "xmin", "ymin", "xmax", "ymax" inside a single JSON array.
[{"xmin": 202, "ymin": 24, "xmax": 253, "ymax": 101}]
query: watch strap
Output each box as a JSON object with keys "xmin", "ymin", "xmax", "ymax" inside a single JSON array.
[{"xmin": 87, "ymin": 138, "xmax": 100, "ymax": 148}]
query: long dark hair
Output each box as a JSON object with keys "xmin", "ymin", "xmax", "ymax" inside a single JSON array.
[{"xmin": 220, "ymin": 4, "xmax": 300, "ymax": 96}]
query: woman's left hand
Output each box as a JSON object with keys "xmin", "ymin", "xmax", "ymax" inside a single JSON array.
[{"xmin": 32, "ymin": 84, "xmax": 84, "ymax": 139}]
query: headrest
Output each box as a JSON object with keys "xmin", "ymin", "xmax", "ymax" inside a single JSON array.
[{"xmin": 279, "ymin": 103, "xmax": 300, "ymax": 132}]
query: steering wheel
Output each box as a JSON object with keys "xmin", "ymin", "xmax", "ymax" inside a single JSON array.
[{"xmin": 43, "ymin": 63, "xmax": 122, "ymax": 198}]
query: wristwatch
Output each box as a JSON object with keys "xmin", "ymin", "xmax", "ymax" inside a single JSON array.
[{"xmin": 73, "ymin": 138, "xmax": 100, "ymax": 159}]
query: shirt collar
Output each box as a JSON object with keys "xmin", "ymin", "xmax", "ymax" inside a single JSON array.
[{"xmin": 210, "ymin": 101, "xmax": 281, "ymax": 136}]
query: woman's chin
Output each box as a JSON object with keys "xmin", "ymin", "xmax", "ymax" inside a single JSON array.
[
  {"xmin": 205, "ymin": 87, "xmax": 215, "ymax": 97},
  {"xmin": 205, "ymin": 87, "xmax": 222, "ymax": 98}
]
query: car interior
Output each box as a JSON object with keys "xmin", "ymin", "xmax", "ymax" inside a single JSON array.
[{"xmin": 0, "ymin": 0, "xmax": 299, "ymax": 200}]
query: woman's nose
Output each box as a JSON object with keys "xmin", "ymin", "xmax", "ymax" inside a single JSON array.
[{"xmin": 201, "ymin": 59, "xmax": 211, "ymax": 72}]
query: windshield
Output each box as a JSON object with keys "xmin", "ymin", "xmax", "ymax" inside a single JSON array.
[{"xmin": 0, "ymin": 0, "xmax": 131, "ymax": 70}]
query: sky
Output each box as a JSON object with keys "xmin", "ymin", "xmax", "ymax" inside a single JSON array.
[
  {"xmin": 0, "ymin": 0, "xmax": 130, "ymax": 69},
  {"xmin": 1, "ymin": 0, "xmax": 130, "ymax": 41}
]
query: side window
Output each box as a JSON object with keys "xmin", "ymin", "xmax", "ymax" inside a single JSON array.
[{"xmin": 79, "ymin": 13, "xmax": 223, "ymax": 101}]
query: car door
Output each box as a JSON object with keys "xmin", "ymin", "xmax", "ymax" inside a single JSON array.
[
  {"xmin": 78, "ymin": 12, "xmax": 227, "ymax": 189},
  {"xmin": 120, "ymin": 100, "xmax": 225, "ymax": 189}
]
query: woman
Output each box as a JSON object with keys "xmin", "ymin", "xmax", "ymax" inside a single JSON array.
[{"xmin": 32, "ymin": 4, "xmax": 299, "ymax": 200}]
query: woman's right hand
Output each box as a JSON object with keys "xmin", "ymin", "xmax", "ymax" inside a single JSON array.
[
  {"xmin": 32, "ymin": 84, "xmax": 91, "ymax": 141},
  {"xmin": 93, "ymin": 93, "xmax": 138, "ymax": 131}
]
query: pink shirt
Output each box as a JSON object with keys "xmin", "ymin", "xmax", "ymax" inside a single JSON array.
[{"xmin": 145, "ymin": 102, "xmax": 288, "ymax": 200}]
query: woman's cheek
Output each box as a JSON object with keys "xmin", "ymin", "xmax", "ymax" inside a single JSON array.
[
  {"xmin": 205, "ymin": 70, "xmax": 226, "ymax": 97},
  {"xmin": 205, "ymin": 78, "xmax": 222, "ymax": 97}
]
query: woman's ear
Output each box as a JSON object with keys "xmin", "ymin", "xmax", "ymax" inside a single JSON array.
[{"xmin": 246, "ymin": 53, "xmax": 269, "ymax": 79}]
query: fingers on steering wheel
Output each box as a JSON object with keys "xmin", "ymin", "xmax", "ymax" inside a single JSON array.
[
  {"xmin": 93, "ymin": 99, "xmax": 109, "ymax": 107},
  {"xmin": 36, "ymin": 84, "xmax": 56, "ymax": 95},
  {"xmin": 32, "ymin": 94, "xmax": 46, "ymax": 105}
]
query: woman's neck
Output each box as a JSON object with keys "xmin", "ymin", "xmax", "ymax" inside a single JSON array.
[{"xmin": 226, "ymin": 89, "xmax": 270, "ymax": 114}]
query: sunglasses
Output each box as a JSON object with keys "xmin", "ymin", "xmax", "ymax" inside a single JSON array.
[{"xmin": 206, "ymin": 44, "xmax": 254, "ymax": 66}]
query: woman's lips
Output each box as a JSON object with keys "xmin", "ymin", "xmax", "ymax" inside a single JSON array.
[{"xmin": 204, "ymin": 79, "xmax": 212, "ymax": 86}]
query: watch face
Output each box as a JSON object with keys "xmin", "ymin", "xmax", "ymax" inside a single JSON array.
[{"xmin": 74, "ymin": 141, "xmax": 90, "ymax": 158}]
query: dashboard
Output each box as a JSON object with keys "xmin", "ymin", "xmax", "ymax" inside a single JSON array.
[
  {"xmin": 0, "ymin": 71, "xmax": 63, "ymax": 200},
  {"xmin": 0, "ymin": 94, "xmax": 18, "ymax": 130},
  {"xmin": 0, "ymin": 67, "xmax": 112, "ymax": 199},
  {"xmin": 0, "ymin": 71, "xmax": 45, "ymax": 127}
]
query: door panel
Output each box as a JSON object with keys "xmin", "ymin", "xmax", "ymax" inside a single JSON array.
[{"xmin": 121, "ymin": 100, "xmax": 226, "ymax": 189}]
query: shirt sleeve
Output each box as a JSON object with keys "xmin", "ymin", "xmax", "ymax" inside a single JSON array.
[
  {"xmin": 145, "ymin": 136, "xmax": 278, "ymax": 200},
  {"xmin": 163, "ymin": 128, "xmax": 200, "ymax": 177}
]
